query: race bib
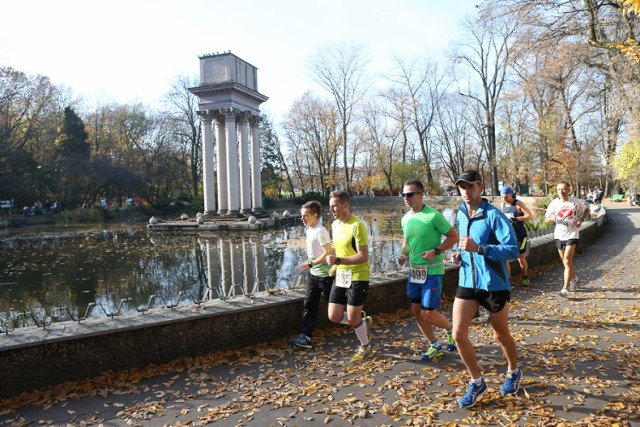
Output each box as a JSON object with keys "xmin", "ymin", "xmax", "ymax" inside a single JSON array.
[
  {"xmin": 335, "ymin": 269, "xmax": 353, "ymax": 288},
  {"xmin": 410, "ymin": 266, "xmax": 428, "ymax": 284}
]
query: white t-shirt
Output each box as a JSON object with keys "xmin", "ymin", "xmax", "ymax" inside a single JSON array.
[
  {"xmin": 306, "ymin": 223, "xmax": 332, "ymax": 277},
  {"xmin": 545, "ymin": 197, "xmax": 587, "ymax": 240}
]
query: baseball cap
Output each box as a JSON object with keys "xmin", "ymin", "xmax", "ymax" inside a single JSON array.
[
  {"xmin": 455, "ymin": 170, "xmax": 483, "ymax": 185},
  {"xmin": 500, "ymin": 186, "xmax": 514, "ymax": 195}
]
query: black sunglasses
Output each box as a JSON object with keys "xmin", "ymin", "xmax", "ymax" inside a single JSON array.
[{"xmin": 401, "ymin": 192, "xmax": 421, "ymax": 198}]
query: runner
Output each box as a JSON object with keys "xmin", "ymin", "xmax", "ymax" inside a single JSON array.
[
  {"xmin": 397, "ymin": 179, "xmax": 459, "ymax": 361},
  {"xmin": 450, "ymin": 170, "xmax": 522, "ymax": 408},
  {"xmin": 290, "ymin": 200, "xmax": 333, "ymax": 349},
  {"xmin": 325, "ymin": 190, "xmax": 373, "ymax": 362},
  {"xmin": 545, "ymin": 181, "xmax": 589, "ymax": 297},
  {"xmin": 500, "ymin": 186, "xmax": 534, "ymax": 287}
]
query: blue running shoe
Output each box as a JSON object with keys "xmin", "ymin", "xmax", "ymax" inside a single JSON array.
[
  {"xmin": 290, "ymin": 333, "xmax": 312, "ymax": 349},
  {"xmin": 500, "ymin": 368, "xmax": 523, "ymax": 395},
  {"xmin": 446, "ymin": 332, "xmax": 457, "ymax": 352},
  {"xmin": 458, "ymin": 379, "xmax": 488, "ymax": 408}
]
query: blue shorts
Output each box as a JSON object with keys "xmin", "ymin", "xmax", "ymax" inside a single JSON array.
[{"xmin": 407, "ymin": 274, "xmax": 443, "ymax": 311}]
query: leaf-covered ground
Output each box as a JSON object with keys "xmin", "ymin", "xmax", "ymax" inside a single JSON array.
[{"xmin": 0, "ymin": 207, "xmax": 638, "ymax": 427}]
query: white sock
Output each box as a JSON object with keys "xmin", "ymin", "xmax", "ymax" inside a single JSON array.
[
  {"xmin": 472, "ymin": 377, "xmax": 483, "ymax": 386},
  {"xmin": 339, "ymin": 312, "xmax": 350, "ymax": 325},
  {"xmin": 354, "ymin": 320, "xmax": 369, "ymax": 346}
]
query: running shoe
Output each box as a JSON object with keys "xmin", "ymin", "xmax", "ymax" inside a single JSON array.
[
  {"xmin": 521, "ymin": 278, "xmax": 530, "ymax": 288},
  {"xmin": 446, "ymin": 332, "xmax": 457, "ymax": 352},
  {"xmin": 421, "ymin": 345, "xmax": 444, "ymax": 361},
  {"xmin": 458, "ymin": 379, "xmax": 488, "ymax": 408},
  {"xmin": 290, "ymin": 333, "xmax": 312, "ymax": 349},
  {"xmin": 500, "ymin": 367, "xmax": 523, "ymax": 395},
  {"xmin": 569, "ymin": 276, "xmax": 579, "ymax": 291},
  {"xmin": 351, "ymin": 344, "xmax": 373, "ymax": 362},
  {"xmin": 365, "ymin": 315, "xmax": 373, "ymax": 342},
  {"xmin": 559, "ymin": 288, "xmax": 569, "ymax": 298}
]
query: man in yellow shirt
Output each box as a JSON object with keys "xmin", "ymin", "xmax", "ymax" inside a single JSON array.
[{"xmin": 326, "ymin": 190, "xmax": 373, "ymax": 362}]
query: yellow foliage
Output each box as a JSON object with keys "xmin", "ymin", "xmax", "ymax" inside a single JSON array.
[
  {"xmin": 621, "ymin": 0, "xmax": 640, "ymax": 15},
  {"xmin": 618, "ymin": 2, "xmax": 640, "ymax": 61}
]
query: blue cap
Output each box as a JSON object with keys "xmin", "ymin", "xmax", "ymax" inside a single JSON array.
[{"xmin": 500, "ymin": 186, "xmax": 514, "ymax": 195}]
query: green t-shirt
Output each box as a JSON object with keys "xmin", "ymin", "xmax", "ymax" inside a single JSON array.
[
  {"xmin": 331, "ymin": 215, "xmax": 370, "ymax": 281},
  {"xmin": 401, "ymin": 205, "xmax": 452, "ymax": 275}
]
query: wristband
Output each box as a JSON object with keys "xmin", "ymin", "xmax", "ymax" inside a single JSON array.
[
  {"xmin": 307, "ymin": 260, "xmax": 313, "ymax": 268},
  {"xmin": 335, "ymin": 257, "xmax": 341, "ymax": 265},
  {"xmin": 434, "ymin": 247, "xmax": 442, "ymax": 256}
]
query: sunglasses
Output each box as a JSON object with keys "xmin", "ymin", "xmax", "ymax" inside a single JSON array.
[{"xmin": 401, "ymin": 192, "xmax": 421, "ymax": 198}]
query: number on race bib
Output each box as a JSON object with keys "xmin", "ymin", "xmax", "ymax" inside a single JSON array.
[
  {"xmin": 410, "ymin": 266, "xmax": 428, "ymax": 284},
  {"xmin": 335, "ymin": 269, "xmax": 353, "ymax": 288}
]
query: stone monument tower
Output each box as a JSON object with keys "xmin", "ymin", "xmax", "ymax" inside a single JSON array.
[{"xmin": 189, "ymin": 52, "xmax": 268, "ymax": 216}]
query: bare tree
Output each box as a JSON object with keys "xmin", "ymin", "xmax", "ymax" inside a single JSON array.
[
  {"xmin": 385, "ymin": 57, "xmax": 448, "ymax": 188},
  {"xmin": 455, "ymin": 5, "xmax": 517, "ymax": 194},
  {"xmin": 308, "ymin": 43, "xmax": 368, "ymax": 194},
  {"xmin": 283, "ymin": 92, "xmax": 340, "ymax": 195},
  {"xmin": 163, "ymin": 75, "xmax": 202, "ymax": 199},
  {"xmin": 360, "ymin": 96, "xmax": 402, "ymax": 195},
  {"xmin": 434, "ymin": 94, "xmax": 476, "ymax": 187}
]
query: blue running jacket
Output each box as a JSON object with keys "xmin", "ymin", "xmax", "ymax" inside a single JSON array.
[{"xmin": 455, "ymin": 199, "xmax": 519, "ymax": 292}]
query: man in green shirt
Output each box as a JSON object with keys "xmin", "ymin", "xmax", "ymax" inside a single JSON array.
[{"xmin": 398, "ymin": 179, "xmax": 459, "ymax": 361}]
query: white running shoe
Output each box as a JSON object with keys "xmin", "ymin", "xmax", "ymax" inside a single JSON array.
[{"xmin": 569, "ymin": 276, "xmax": 580, "ymax": 292}]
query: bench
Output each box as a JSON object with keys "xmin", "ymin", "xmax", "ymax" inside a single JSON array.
[{"xmin": 611, "ymin": 194, "xmax": 624, "ymax": 202}]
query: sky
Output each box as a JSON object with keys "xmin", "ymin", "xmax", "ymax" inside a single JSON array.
[{"xmin": 0, "ymin": 0, "xmax": 480, "ymax": 123}]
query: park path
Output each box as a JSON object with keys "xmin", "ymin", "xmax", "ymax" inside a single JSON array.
[{"xmin": 0, "ymin": 204, "xmax": 638, "ymax": 427}]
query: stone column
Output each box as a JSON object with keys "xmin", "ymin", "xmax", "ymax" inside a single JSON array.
[
  {"xmin": 200, "ymin": 112, "xmax": 216, "ymax": 215},
  {"xmin": 238, "ymin": 114, "xmax": 252, "ymax": 214},
  {"xmin": 249, "ymin": 115, "xmax": 263, "ymax": 212},
  {"xmin": 223, "ymin": 108, "xmax": 240, "ymax": 215},
  {"xmin": 214, "ymin": 112, "xmax": 228, "ymax": 215}
]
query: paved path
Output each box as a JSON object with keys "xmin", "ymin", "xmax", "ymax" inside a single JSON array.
[{"xmin": 1, "ymin": 205, "xmax": 638, "ymax": 427}]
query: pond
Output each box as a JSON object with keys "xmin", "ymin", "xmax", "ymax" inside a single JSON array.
[{"xmin": 0, "ymin": 206, "xmax": 457, "ymax": 327}]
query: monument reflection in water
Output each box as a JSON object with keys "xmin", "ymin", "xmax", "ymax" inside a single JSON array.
[{"xmin": 0, "ymin": 210, "xmax": 420, "ymax": 325}]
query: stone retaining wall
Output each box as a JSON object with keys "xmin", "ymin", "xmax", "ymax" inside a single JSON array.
[{"xmin": 0, "ymin": 215, "xmax": 606, "ymax": 399}]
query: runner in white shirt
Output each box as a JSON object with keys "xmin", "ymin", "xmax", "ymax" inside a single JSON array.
[{"xmin": 545, "ymin": 181, "xmax": 589, "ymax": 297}]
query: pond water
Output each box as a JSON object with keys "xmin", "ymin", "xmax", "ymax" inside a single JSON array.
[{"xmin": 0, "ymin": 206, "xmax": 457, "ymax": 327}]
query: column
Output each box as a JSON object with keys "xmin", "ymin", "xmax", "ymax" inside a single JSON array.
[
  {"xmin": 224, "ymin": 108, "xmax": 240, "ymax": 215},
  {"xmin": 200, "ymin": 113, "xmax": 216, "ymax": 215},
  {"xmin": 214, "ymin": 112, "xmax": 228, "ymax": 215},
  {"xmin": 249, "ymin": 115, "xmax": 263, "ymax": 212},
  {"xmin": 239, "ymin": 114, "xmax": 252, "ymax": 214}
]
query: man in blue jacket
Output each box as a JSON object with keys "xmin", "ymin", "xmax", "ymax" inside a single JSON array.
[{"xmin": 450, "ymin": 170, "xmax": 523, "ymax": 408}]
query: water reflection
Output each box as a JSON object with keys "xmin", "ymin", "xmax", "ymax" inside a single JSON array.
[{"xmin": 0, "ymin": 210, "xmax": 413, "ymax": 326}]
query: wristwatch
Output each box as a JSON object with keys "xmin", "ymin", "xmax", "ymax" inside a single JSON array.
[
  {"xmin": 335, "ymin": 257, "xmax": 341, "ymax": 265},
  {"xmin": 307, "ymin": 260, "xmax": 313, "ymax": 268},
  {"xmin": 434, "ymin": 247, "xmax": 442, "ymax": 256},
  {"xmin": 477, "ymin": 245, "xmax": 485, "ymax": 255}
]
